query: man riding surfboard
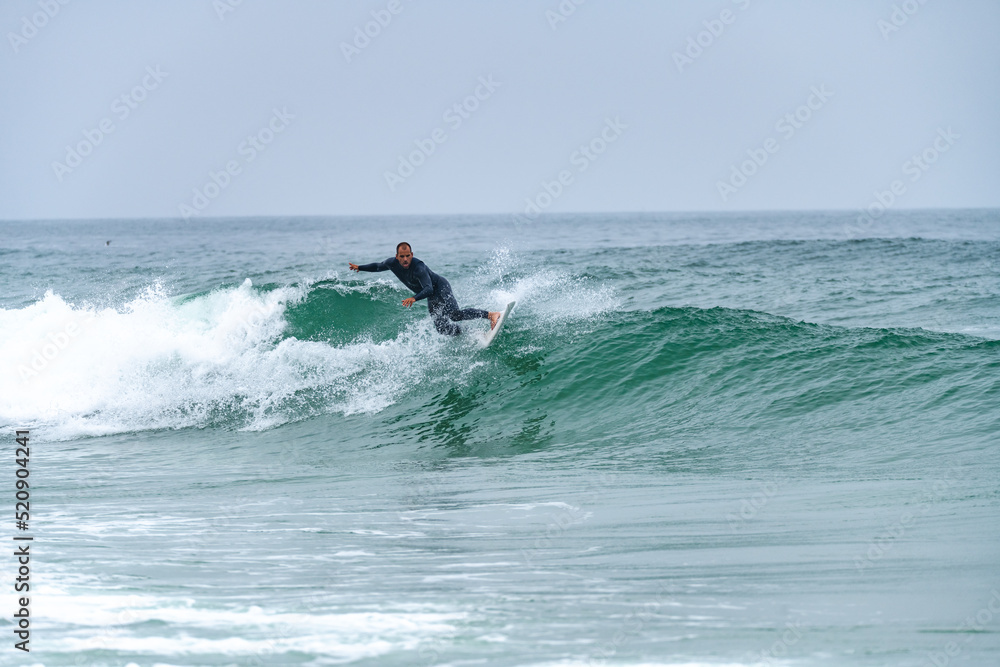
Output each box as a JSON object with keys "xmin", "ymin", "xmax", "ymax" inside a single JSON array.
[{"xmin": 349, "ymin": 243, "xmax": 501, "ymax": 336}]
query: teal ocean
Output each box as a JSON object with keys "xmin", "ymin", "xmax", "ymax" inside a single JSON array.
[{"xmin": 1, "ymin": 211, "xmax": 998, "ymax": 666}]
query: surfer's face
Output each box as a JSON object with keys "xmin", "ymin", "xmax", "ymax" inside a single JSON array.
[{"xmin": 396, "ymin": 247, "xmax": 412, "ymax": 268}]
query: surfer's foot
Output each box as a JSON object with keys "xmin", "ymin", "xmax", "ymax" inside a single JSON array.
[{"xmin": 488, "ymin": 311, "xmax": 501, "ymax": 330}]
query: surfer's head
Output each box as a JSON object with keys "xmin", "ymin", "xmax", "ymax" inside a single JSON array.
[{"xmin": 395, "ymin": 242, "xmax": 412, "ymax": 268}]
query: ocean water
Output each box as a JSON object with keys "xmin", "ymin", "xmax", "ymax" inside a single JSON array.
[{"xmin": 0, "ymin": 210, "xmax": 998, "ymax": 667}]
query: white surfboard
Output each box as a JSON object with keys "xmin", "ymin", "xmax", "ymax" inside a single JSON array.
[{"xmin": 482, "ymin": 300, "xmax": 515, "ymax": 347}]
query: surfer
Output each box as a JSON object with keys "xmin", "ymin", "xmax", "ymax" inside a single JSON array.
[{"xmin": 349, "ymin": 242, "xmax": 501, "ymax": 336}]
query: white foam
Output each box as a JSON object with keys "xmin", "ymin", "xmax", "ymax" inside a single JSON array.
[
  {"xmin": 521, "ymin": 663, "xmax": 764, "ymax": 667},
  {"xmin": 463, "ymin": 246, "xmax": 620, "ymax": 340},
  {"xmin": 0, "ymin": 280, "xmax": 450, "ymax": 439},
  {"xmin": 33, "ymin": 586, "xmax": 464, "ymax": 660}
]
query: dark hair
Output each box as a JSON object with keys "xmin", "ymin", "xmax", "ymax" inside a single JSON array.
[{"xmin": 396, "ymin": 242, "xmax": 411, "ymax": 254}]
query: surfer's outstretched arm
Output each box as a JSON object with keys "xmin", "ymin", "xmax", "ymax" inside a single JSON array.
[{"xmin": 349, "ymin": 258, "xmax": 393, "ymax": 272}]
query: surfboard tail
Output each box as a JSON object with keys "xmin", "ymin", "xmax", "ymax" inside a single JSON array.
[{"xmin": 483, "ymin": 300, "xmax": 515, "ymax": 347}]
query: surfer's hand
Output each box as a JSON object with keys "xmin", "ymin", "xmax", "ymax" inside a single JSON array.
[
  {"xmin": 348, "ymin": 263, "xmax": 359, "ymax": 272},
  {"xmin": 402, "ymin": 297, "xmax": 416, "ymax": 307}
]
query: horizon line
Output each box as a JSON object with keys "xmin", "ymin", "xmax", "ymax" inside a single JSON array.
[{"xmin": 2, "ymin": 206, "xmax": 998, "ymax": 224}]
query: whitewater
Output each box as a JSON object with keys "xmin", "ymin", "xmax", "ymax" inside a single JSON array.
[{"xmin": 0, "ymin": 210, "xmax": 998, "ymax": 667}]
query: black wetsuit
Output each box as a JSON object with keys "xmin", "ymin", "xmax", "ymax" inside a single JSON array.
[{"xmin": 357, "ymin": 257, "xmax": 488, "ymax": 335}]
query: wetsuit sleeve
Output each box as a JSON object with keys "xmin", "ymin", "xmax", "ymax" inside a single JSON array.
[
  {"xmin": 411, "ymin": 263, "xmax": 434, "ymax": 301},
  {"xmin": 357, "ymin": 258, "xmax": 393, "ymax": 272}
]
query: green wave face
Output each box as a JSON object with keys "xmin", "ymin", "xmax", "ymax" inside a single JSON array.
[
  {"xmin": 283, "ymin": 280, "xmax": 410, "ymax": 345},
  {"xmin": 4, "ymin": 274, "xmax": 995, "ymax": 463},
  {"xmin": 280, "ymin": 283, "xmax": 998, "ymax": 465}
]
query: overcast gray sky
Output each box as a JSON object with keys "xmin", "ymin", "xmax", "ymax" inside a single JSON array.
[{"xmin": 1, "ymin": 0, "xmax": 998, "ymax": 220}]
